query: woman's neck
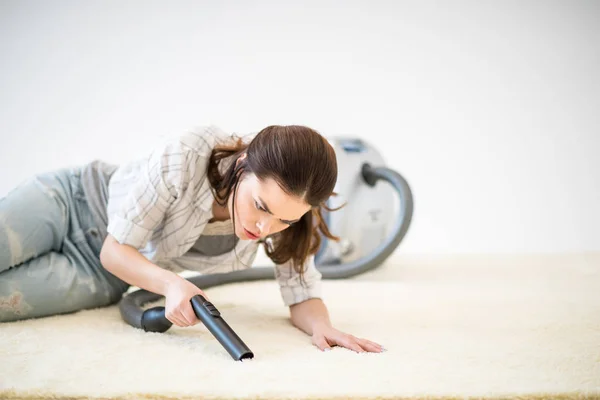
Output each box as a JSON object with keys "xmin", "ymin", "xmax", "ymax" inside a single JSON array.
[{"xmin": 210, "ymin": 198, "xmax": 230, "ymax": 222}]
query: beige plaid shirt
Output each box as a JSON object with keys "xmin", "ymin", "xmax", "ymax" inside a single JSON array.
[{"xmin": 105, "ymin": 125, "xmax": 322, "ymax": 306}]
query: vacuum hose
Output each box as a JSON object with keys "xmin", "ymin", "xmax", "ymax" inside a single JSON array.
[{"xmin": 118, "ymin": 163, "xmax": 413, "ymax": 360}]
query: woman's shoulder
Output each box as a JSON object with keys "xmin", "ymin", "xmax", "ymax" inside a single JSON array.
[
  {"xmin": 112, "ymin": 125, "xmax": 233, "ymax": 182},
  {"xmin": 144, "ymin": 125, "xmax": 232, "ymax": 159},
  {"xmin": 175, "ymin": 125, "xmax": 238, "ymax": 155}
]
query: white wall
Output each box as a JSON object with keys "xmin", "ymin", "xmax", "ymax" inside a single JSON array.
[{"xmin": 1, "ymin": 0, "xmax": 598, "ymax": 255}]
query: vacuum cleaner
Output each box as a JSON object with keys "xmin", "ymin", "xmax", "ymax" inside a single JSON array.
[{"xmin": 118, "ymin": 137, "xmax": 414, "ymax": 361}]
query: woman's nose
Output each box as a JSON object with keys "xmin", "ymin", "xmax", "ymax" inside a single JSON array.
[{"xmin": 257, "ymin": 218, "xmax": 273, "ymax": 235}]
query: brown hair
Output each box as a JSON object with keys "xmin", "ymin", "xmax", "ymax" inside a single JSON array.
[{"xmin": 207, "ymin": 125, "xmax": 341, "ymax": 282}]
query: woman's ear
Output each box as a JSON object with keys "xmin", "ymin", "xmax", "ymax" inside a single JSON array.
[{"xmin": 236, "ymin": 152, "xmax": 247, "ymax": 167}]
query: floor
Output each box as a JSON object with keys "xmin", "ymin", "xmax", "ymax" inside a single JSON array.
[{"xmin": 1, "ymin": 253, "xmax": 599, "ymax": 399}]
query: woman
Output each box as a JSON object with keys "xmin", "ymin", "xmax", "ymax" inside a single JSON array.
[{"xmin": 0, "ymin": 125, "xmax": 384, "ymax": 354}]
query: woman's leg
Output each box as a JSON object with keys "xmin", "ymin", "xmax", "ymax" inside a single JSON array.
[
  {"xmin": 0, "ymin": 251, "xmax": 122, "ymax": 322},
  {"xmin": 0, "ymin": 168, "xmax": 130, "ymax": 323},
  {"xmin": 0, "ymin": 173, "xmax": 68, "ymax": 272}
]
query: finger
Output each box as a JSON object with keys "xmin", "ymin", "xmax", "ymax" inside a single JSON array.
[
  {"xmin": 175, "ymin": 305, "xmax": 196, "ymax": 326},
  {"xmin": 313, "ymin": 335, "xmax": 332, "ymax": 352},
  {"xmin": 173, "ymin": 306, "xmax": 194, "ymax": 327},
  {"xmin": 184, "ymin": 306, "xmax": 200, "ymax": 326},
  {"xmin": 167, "ymin": 314, "xmax": 187, "ymax": 327},
  {"xmin": 356, "ymin": 337, "xmax": 384, "ymax": 350},
  {"xmin": 177, "ymin": 319, "xmax": 189, "ymax": 328},
  {"xmin": 189, "ymin": 293, "xmax": 207, "ymax": 325},
  {"xmin": 357, "ymin": 338, "xmax": 385, "ymax": 353},
  {"xmin": 363, "ymin": 338, "xmax": 383, "ymax": 349},
  {"xmin": 349, "ymin": 342, "xmax": 366, "ymax": 353},
  {"xmin": 343, "ymin": 337, "xmax": 366, "ymax": 353}
]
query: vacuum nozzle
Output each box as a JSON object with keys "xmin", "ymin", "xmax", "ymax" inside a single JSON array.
[
  {"xmin": 140, "ymin": 295, "xmax": 254, "ymax": 361},
  {"xmin": 191, "ymin": 295, "xmax": 254, "ymax": 361}
]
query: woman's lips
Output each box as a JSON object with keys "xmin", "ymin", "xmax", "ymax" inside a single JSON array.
[{"xmin": 244, "ymin": 228, "xmax": 259, "ymax": 240}]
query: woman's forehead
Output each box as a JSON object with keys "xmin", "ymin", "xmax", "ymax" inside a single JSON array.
[{"xmin": 250, "ymin": 175, "xmax": 311, "ymax": 218}]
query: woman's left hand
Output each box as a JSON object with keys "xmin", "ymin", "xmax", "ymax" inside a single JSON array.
[{"xmin": 311, "ymin": 325, "xmax": 385, "ymax": 353}]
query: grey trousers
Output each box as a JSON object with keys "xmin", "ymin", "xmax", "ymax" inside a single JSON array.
[{"xmin": 0, "ymin": 167, "xmax": 130, "ymax": 323}]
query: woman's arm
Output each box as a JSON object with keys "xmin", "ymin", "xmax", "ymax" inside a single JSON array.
[
  {"xmin": 289, "ymin": 298, "xmax": 332, "ymax": 335},
  {"xmin": 100, "ymin": 132, "xmax": 198, "ymax": 294},
  {"xmin": 100, "ymin": 234, "xmax": 178, "ymax": 296},
  {"xmin": 100, "ymin": 234, "xmax": 211, "ymax": 328}
]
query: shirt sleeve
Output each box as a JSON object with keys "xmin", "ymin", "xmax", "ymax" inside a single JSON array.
[
  {"xmin": 274, "ymin": 253, "xmax": 323, "ymax": 307},
  {"xmin": 106, "ymin": 137, "xmax": 191, "ymax": 250}
]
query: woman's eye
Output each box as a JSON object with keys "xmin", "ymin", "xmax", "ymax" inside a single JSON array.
[
  {"xmin": 254, "ymin": 200, "xmax": 266, "ymax": 212},
  {"xmin": 255, "ymin": 199, "xmax": 293, "ymax": 226}
]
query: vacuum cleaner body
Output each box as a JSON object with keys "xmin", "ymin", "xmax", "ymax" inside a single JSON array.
[{"xmin": 317, "ymin": 137, "xmax": 397, "ymax": 266}]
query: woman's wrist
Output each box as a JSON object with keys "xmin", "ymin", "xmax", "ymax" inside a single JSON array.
[
  {"xmin": 311, "ymin": 318, "xmax": 332, "ymax": 333},
  {"xmin": 158, "ymin": 270, "xmax": 182, "ymax": 296}
]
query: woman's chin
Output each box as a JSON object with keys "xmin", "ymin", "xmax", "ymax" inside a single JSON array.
[
  {"xmin": 236, "ymin": 232, "xmax": 247, "ymax": 241},
  {"xmin": 234, "ymin": 225, "xmax": 250, "ymax": 241}
]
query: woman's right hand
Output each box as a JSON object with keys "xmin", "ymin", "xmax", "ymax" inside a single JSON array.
[{"xmin": 163, "ymin": 275, "xmax": 210, "ymax": 327}]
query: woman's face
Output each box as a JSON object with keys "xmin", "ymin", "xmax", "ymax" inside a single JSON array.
[{"xmin": 227, "ymin": 172, "xmax": 312, "ymax": 241}]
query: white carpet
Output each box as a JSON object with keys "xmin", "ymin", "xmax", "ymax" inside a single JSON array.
[{"xmin": 1, "ymin": 254, "xmax": 599, "ymax": 399}]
